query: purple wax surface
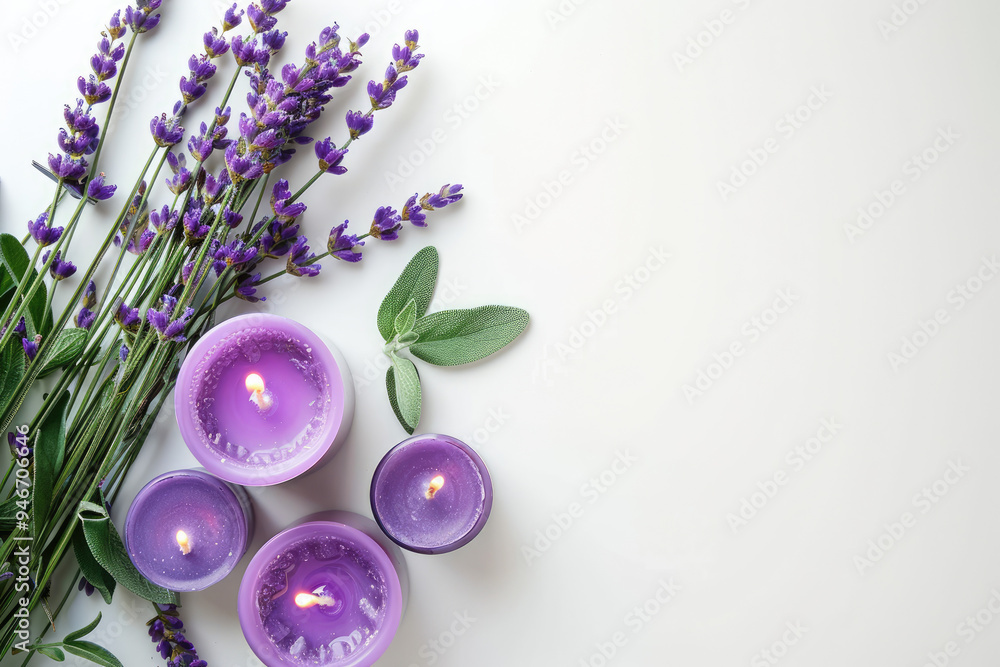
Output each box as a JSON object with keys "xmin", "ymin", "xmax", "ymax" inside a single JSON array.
[
  {"xmin": 125, "ymin": 469, "xmax": 253, "ymax": 592},
  {"xmin": 238, "ymin": 521, "xmax": 403, "ymax": 667},
  {"xmin": 176, "ymin": 314, "xmax": 347, "ymax": 485},
  {"xmin": 371, "ymin": 434, "xmax": 493, "ymax": 554}
]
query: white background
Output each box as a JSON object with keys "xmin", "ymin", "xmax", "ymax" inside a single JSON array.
[{"xmin": 2, "ymin": 0, "xmax": 1000, "ymax": 665}]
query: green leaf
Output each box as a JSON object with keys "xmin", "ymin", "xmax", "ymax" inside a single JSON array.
[
  {"xmin": 63, "ymin": 640, "xmax": 123, "ymax": 667},
  {"xmin": 397, "ymin": 331, "xmax": 419, "ymax": 347},
  {"xmin": 0, "ymin": 234, "xmax": 51, "ymax": 337},
  {"xmin": 389, "ymin": 353, "xmax": 421, "ymax": 433},
  {"xmin": 33, "ymin": 390, "xmax": 70, "ymax": 536},
  {"xmin": 73, "ymin": 526, "xmax": 115, "ymax": 604},
  {"xmin": 385, "ymin": 367, "xmax": 412, "ymax": 435},
  {"xmin": 63, "ymin": 613, "xmax": 103, "ymax": 643},
  {"xmin": 77, "ymin": 501, "xmax": 178, "ymax": 605},
  {"xmin": 410, "ymin": 306, "xmax": 530, "ymax": 366},
  {"xmin": 394, "ymin": 299, "xmax": 417, "ymax": 337},
  {"xmin": 38, "ymin": 328, "xmax": 87, "ymax": 378},
  {"xmin": 377, "ymin": 246, "xmax": 439, "ymax": 341},
  {"xmin": 0, "ymin": 495, "xmax": 21, "ymax": 532},
  {"xmin": 0, "ymin": 337, "xmax": 24, "ymax": 410},
  {"xmin": 37, "ymin": 646, "xmax": 65, "ymax": 661}
]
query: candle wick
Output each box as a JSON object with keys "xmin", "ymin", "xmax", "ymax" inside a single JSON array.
[
  {"xmin": 249, "ymin": 389, "xmax": 272, "ymax": 411},
  {"xmin": 425, "ymin": 486, "xmax": 438, "ymax": 500}
]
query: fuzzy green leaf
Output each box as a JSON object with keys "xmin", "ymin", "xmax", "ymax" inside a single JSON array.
[
  {"xmin": 38, "ymin": 328, "xmax": 88, "ymax": 378},
  {"xmin": 33, "ymin": 390, "xmax": 70, "ymax": 536},
  {"xmin": 410, "ymin": 306, "xmax": 529, "ymax": 366},
  {"xmin": 63, "ymin": 613, "xmax": 103, "ymax": 643},
  {"xmin": 37, "ymin": 646, "xmax": 65, "ymax": 661},
  {"xmin": 385, "ymin": 367, "xmax": 412, "ymax": 435},
  {"xmin": 63, "ymin": 641, "xmax": 123, "ymax": 667},
  {"xmin": 77, "ymin": 501, "xmax": 178, "ymax": 605},
  {"xmin": 0, "ymin": 234, "xmax": 51, "ymax": 337},
  {"xmin": 72, "ymin": 525, "xmax": 115, "ymax": 604},
  {"xmin": 0, "ymin": 337, "xmax": 24, "ymax": 411},
  {"xmin": 389, "ymin": 354, "xmax": 421, "ymax": 432},
  {"xmin": 377, "ymin": 246, "xmax": 439, "ymax": 341},
  {"xmin": 394, "ymin": 299, "xmax": 417, "ymax": 337}
]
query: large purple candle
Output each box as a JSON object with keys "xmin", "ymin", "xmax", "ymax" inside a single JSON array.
[
  {"xmin": 125, "ymin": 469, "xmax": 254, "ymax": 592},
  {"xmin": 175, "ymin": 313, "xmax": 353, "ymax": 486},
  {"xmin": 238, "ymin": 513, "xmax": 405, "ymax": 666},
  {"xmin": 370, "ymin": 434, "xmax": 493, "ymax": 554}
]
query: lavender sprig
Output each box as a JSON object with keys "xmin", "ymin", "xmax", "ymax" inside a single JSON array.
[{"xmin": 146, "ymin": 604, "xmax": 207, "ymax": 667}]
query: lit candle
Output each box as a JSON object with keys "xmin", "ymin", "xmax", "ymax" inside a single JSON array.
[
  {"xmin": 370, "ymin": 434, "xmax": 493, "ymax": 554},
  {"xmin": 125, "ymin": 469, "xmax": 254, "ymax": 592},
  {"xmin": 238, "ymin": 512, "xmax": 406, "ymax": 666},
  {"xmin": 175, "ymin": 314, "xmax": 354, "ymax": 486}
]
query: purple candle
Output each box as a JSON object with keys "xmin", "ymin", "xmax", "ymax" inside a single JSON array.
[
  {"xmin": 238, "ymin": 513, "xmax": 405, "ymax": 666},
  {"xmin": 370, "ymin": 434, "xmax": 493, "ymax": 554},
  {"xmin": 175, "ymin": 313, "xmax": 353, "ymax": 486},
  {"xmin": 125, "ymin": 469, "xmax": 254, "ymax": 592}
]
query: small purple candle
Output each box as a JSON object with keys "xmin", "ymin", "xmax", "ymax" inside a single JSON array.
[
  {"xmin": 125, "ymin": 469, "xmax": 253, "ymax": 592},
  {"xmin": 238, "ymin": 513, "xmax": 405, "ymax": 666},
  {"xmin": 370, "ymin": 434, "xmax": 493, "ymax": 554},
  {"xmin": 175, "ymin": 313, "xmax": 353, "ymax": 486}
]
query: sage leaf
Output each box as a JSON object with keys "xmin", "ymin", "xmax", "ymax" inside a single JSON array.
[
  {"xmin": 385, "ymin": 367, "xmax": 412, "ymax": 435},
  {"xmin": 63, "ymin": 613, "xmax": 103, "ymax": 643},
  {"xmin": 0, "ymin": 234, "xmax": 51, "ymax": 337},
  {"xmin": 77, "ymin": 501, "xmax": 178, "ymax": 605},
  {"xmin": 397, "ymin": 331, "xmax": 419, "ymax": 347},
  {"xmin": 63, "ymin": 641, "xmax": 123, "ymax": 667},
  {"xmin": 33, "ymin": 390, "xmax": 70, "ymax": 537},
  {"xmin": 389, "ymin": 353, "xmax": 421, "ymax": 432},
  {"xmin": 410, "ymin": 306, "xmax": 529, "ymax": 366},
  {"xmin": 37, "ymin": 646, "xmax": 65, "ymax": 661},
  {"xmin": 72, "ymin": 525, "xmax": 115, "ymax": 604},
  {"xmin": 377, "ymin": 246, "xmax": 439, "ymax": 341},
  {"xmin": 394, "ymin": 299, "xmax": 417, "ymax": 336},
  {"xmin": 38, "ymin": 328, "xmax": 87, "ymax": 378},
  {"xmin": 0, "ymin": 337, "xmax": 24, "ymax": 409}
]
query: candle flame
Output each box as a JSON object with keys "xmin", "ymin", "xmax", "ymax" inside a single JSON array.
[
  {"xmin": 245, "ymin": 373, "xmax": 272, "ymax": 410},
  {"xmin": 426, "ymin": 475, "xmax": 445, "ymax": 499},
  {"xmin": 295, "ymin": 592, "xmax": 336, "ymax": 608},
  {"xmin": 176, "ymin": 530, "xmax": 192, "ymax": 555}
]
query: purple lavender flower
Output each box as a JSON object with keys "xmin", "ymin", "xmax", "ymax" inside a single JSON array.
[
  {"xmin": 269, "ymin": 179, "xmax": 306, "ymax": 222},
  {"xmin": 222, "ymin": 206, "xmax": 243, "ymax": 229},
  {"xmin": 47, "ymin": 154, "xmax": 88, "ymax": 181},
  {"xmin": 369, "ymin": 206, "xmax": 401, "ymax": 241},
  {"xmin": 222, "ymin": 3, "xmax": 244, "ymax": 31},
  {"xmin": 235, "ymin": 272, "xmax": 265, "ymax": 302},
  {"xmin": 22, "ymin": 336, "xmax": 40, "ymax": 362},
  {"xmin": 44, "ymin": 250, "xmax": 77, "ymax": 281},
  {"xmin": 165, "ymin": 152, "xmax": 192, "ymax": 194},
  {"xmin": 262, "ymin": 29, "xmax": 287, "ymax": 54},
  {"xmin": 150, "ymin": 206, "xmax": 179, "ymax": 233},
  {"xmin": 423, "ymin": 183, "xmax": 464, "ymax": 208},
  {"xmin": 314, "ymin": 138, "xmax": 348, "ymax": 174},
  {"xmin": 12, "ymin": 318, "xmax": 26, "ymax": 339},
  {"xmin": 215, "ymin": 239, "xmax": 258, "ymax": 272},
  {"xmin": 345, "ymin": 110, "xmax": 374, "ymax": 140},
  {"xmin": 183, "ymin": 204, "xmax": 210, "ymax": 244},
  {"xmin": 231, "ymin": 35, "xmax": 267, "ymax": 68},
  {"xmin": 108, "ymin": 10, "xmax": 126, "ymax": 39},
  {"xmin": 146, "ymin": 295, "xmax": 193, "ymax": 342},
  {"xmin": 225, "ymin": 142, "xmax": 265, "ymax": 182},
  {"xmin": 327, "ymin": 221, "xmax": 363, "ymax": 262},
  {"xmin": 215, "ymin": 106, "xmax": 232, "ymax": 125},
  {"xmin": 124, "ymin": 0, "xmax": 163, "ymax": 34},
  {"xmin": 187, "ymin": 123, "xmax": 215, "ymax": 162},
  {"xmin": 286, "ymin": 238, "xmax": 321, "ymax": 277},
  {"xmin": 128, "ymin": 229, "xmax": 156, "ymax": 256},
  {"xmin": 114, "ymin": 300, "xmax": 141, "ymax": 333},
  {"xmin": 75, "ymin": 307, "xmax": 95, "ymax": 330},
  {"xmin": 401, "ymin": 194, "xmax": 426, "ymax": 227},
  {"xmin": 82, "ymin": 280, "xmax": 98, "ymax": 309},
  {"xmin": 203, "ymin": 28, "xmax": 230, "ymax": 58},
  {"xmin": 87, "ymin": 172, "xmax": 117, "ymax": 200},
  {"xmin": 247, "ymin": 4, "xmax": 278, "ymax": 33},
  {"xmin": 120, "ymin": 343, "xmax": 129, "ymax": 364},
  {"xmin": 203, "ymin": 168, "xmax": 231, "ymax": 205},
  {"xmin": 150, "ymin": 113, "xmax": 185, "ymax": 147},
  {"xmin": 57, "ymin": 126, "xmax": 99, "ymax": 157},
  {"xmin": 27, "ymin": 212, "xmax": 63, "ymax": 247},
  {"xmin": 259, "ymin": 219, "xmax": 300, "ymax": 258},
  {"xmin": 77, "ymin": 75, "xmax": 112, "ymax": 105},
  {"xmin": 78, "ymin": 577, "xmax": 96, "ymax": 597}
]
